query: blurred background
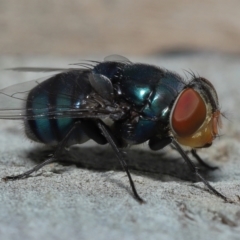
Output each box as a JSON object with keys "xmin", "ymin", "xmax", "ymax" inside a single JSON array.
[{"xmin": 1, "ymin": 0, "xmax": 240, "ymax": 57}]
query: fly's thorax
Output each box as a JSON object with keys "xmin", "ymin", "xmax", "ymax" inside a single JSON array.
[{"xmin": 169, "ymin": 77, "xmax": 222, "ymax": 148}]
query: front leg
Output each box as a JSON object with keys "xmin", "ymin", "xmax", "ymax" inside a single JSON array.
[
  {"xmin": 148, "ymin": 136, "xmax": 228, "ymax": 202},
  {"xmin": 191, "ymin": 149, "xmax": 218, "ymax": 170},
  {"xmin": 171, "ymin": 139, "xmax": 228, "ymax": 202}
]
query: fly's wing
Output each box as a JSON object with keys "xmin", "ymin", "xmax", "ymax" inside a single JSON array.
[
  {"xmin": 69, "ymin": 55, "xmax": 131, "ymax": 69},
  {"xmin": 0, "ymin": 71, "xmax": 122, "ymax": 120},
  {"xmin": 6, "ymin": 67, "xmax": 83, "ymax": 72},
  {"xmin": 0, "ymin": 75, "xmax": 51, "ymax": 119},
  {"xmin": 104, "ymin": 54, "xmax": 132, "ymax": 63},
  {"xmin": 7, "ymin": 55, "xmax": 131, "ymax": 73}
]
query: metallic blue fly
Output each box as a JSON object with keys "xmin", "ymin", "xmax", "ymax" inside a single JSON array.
[{"xmin": 1, "ymin": 55, "xmax": 226, "ymax": 203}]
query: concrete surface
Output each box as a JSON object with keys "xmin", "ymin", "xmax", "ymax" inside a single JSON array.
[{"xmin": 0, "ymin": 54, "xmax": 240, "ymax": 240}]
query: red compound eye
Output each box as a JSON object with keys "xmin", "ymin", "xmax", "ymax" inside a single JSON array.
[{"xmin": 171, "ymin": 88, "xmax": 207, "ymax": 137}]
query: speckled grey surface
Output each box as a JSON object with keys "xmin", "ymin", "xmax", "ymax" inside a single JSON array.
[{"xmin": 0, "ymin": 54, "xmax": 240, "ymax": 240}]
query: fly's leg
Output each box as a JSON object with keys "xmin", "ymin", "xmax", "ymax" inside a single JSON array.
[
  {"xmin": 149, "ymin": 137, "xmax": 226, "ymax": 200},
  {"xmin": 2, "ymin": 121, "xmax": 81, "ymax": 181},
  {"xmin": 2, "ymin": 158, "xmax": 56, "ymax": 181},
  {"xmin": 97, "ymin": 120, "xmax": 145, "ymax": 203},
  {"xmin": 171, "ymin": 139, "xmax": 229, "ymax": 202},
  {"xmin": 171, "ymin": 145, "xmax": 218, "ymax": 170},
  {"xmin": 191, "ymin": 149, "xmax": 218, "ymax": 170}
]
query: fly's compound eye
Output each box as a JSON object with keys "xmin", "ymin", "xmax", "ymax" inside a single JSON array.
[{"xmin": 171, "ymin": 88, "xmax": 206, "ymax": 137}]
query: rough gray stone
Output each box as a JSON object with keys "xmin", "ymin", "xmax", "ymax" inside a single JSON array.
[{"xmin": 0, "ymin": 54, "xmax": 240, "ymax": 240}]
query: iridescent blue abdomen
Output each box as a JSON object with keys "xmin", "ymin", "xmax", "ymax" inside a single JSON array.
[{"xmin": 25, "ymin": 71, "xmax": 92, "ymax": 145}]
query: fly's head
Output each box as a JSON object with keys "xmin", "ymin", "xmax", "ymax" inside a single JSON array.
[{"xmin": 169, "ymin": 77, "xmax": 222, "ymax": 148}]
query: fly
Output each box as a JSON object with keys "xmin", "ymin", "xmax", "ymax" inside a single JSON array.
[{"xmin": 0, "ymin": 55, "xmax": 228, "ymax": 203}]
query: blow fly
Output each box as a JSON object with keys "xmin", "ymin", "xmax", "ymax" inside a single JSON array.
[{"xmin": 1, "ymin": 55, "xmax": 227, "ymax": 203}]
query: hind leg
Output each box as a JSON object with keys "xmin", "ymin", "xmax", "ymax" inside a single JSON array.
[{"xmin": 3, "ymin": 121, "xmax": 81, "ymax": 181}]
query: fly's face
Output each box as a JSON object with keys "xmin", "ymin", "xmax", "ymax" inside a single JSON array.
[{"xmin": 169, "ymin": 77, "xmax": 222, "ymax": 148}]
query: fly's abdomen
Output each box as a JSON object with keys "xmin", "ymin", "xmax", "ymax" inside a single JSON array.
[{"xmin": 24, "ymin": 71, "xmax": 92, "ymax": 145}]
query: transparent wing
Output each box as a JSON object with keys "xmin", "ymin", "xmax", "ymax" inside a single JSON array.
[
  {"xmin": 0, "ymin": 72, "xmax": 121, "ymax": 120},
  {"xmin": 0, "ymin": 75, "xmax": 52, "ymax": 119},
  {"xmin": 7, "ymin": 55, "xmax": 130, "ymax": 73},
  {"xmin": 6, "ymin": 67, "xmax": 82, "ymax": 72},
  {"xmin": 104, "ymin": 54, "xmax": 131, "ymax": 63}
]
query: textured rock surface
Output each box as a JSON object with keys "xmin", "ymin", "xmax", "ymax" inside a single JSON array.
[{"xmin": 0, "ymin": 54, "xmax": 240, "ymax": 240}]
